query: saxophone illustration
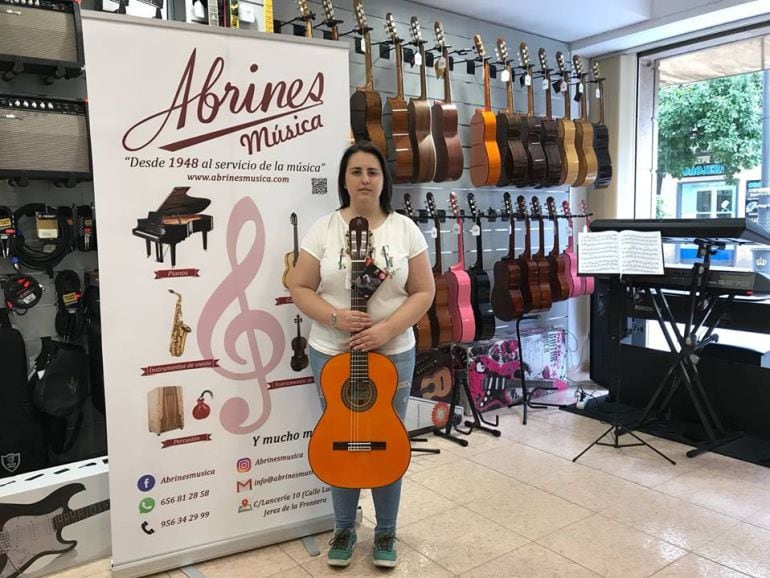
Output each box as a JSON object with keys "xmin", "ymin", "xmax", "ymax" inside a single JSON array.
[{"xmin": 168, "ymin": 289, "xmax": 191, "ymax": 357}]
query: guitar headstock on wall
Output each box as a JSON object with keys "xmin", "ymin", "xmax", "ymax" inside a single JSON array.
[
  {"xmin": 503, "ymin": 192, "xmax": 513, "ymax": 221},
  {"xmin": 385, "ymin": 12, "xmax": 399, "ymax": 44},
  {"xmin": 562, "ymin": 200, "xmax": 575, "ymax": 229},
  {"xmin": 468, "ymin": 192, "xmax": 479, "ymax": 222},
  {"xmin": 531, "ymin": 196, "xmax": 544, "ymax": 221},
  {"xmin": 546, "ymin": 196, "xmax": 558, "ymax": 223},
  {"xmin": 579, "ymin": 199, "xmax": 591, "ymax": 228},
  {"xmin": 516, "ymin": 194, "xmax": 529, "ymax": 220},
  {"xmin": 297, "ymin": 0, "xmax": 313, "ymax": 37},
  {"xmin": 353, "ymin": 0, "xmax": 367, "ymax": 32},
  {"xmin": 572, "ymin": 55, "xmax": 585, "ymax": 81},
  {"xmin": 473, "ymin": 34, "xmax": 487, "ymax": 62},
  {"xmin": 434, "ymin": 20, "xmax": 446, "ymax": 52},
  {"xmin": 449, "ymin": 192, "xmax": 462, "ymax": 223},
  {"xmin": 518, "ymin": 42, "xmax": 531, "ymax": 76},
  {"xmin": 426, "ymin": 191, "xmax": 437, "ymax": 223},
  {"xmin": 403, "ymin": 193, "xmax": 415, "ymax": 220},
  {"xmin": 538, "ymin": 48, "xmax": 550, "ymax": 79},
  {"xmin": 410, "ymin": 16, "xmax": 424, "ymax": 48},
  {"xmin": 321, "ymin": 0, "xmax": 339, "ymax": 39}
]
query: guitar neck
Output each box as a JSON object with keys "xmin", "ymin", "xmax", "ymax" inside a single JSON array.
[
  {"xmin": 433, "ymin": 218, "xmax": 443, "ymax": 272},
  {"xmin": 505, "ymin": 64, "xmax": 514, "ymax": 114},
  {"xmin": 350, "ymin": 255, "xmax": 369, "ymax": 374},
  {"xmin": 395, "ymin": 42, "xmax": 405, "ymax": 99},
  {"xmin": 418, "ymin": 44, "xmax": 428, "ymax": 100},
  {"xmin": 473, "ymin": 217, "xmax": 484, "ymax": 268},
  {"xmin": 263, "ymin": 0, "xmax": 274, "ymax": 32},
  {"xmin": 563, "ymin": 73, "xmax": 572, "ymax": 119},
  {"xmin": 580, "ymin": 73, "xmax": 589, "ymax": 122},
  {"xmin": 292, "ymin": 224, "xmax": 299, "ymax": 262},
  {"xmin": 536, "ymin": 218, "xmax": 546, "ymax": 258},
  {"xmin": 443, "ymin": 48, "xmax": 452, "ymax": 103},
  {"xmin": 550, "ymin": 217, "xmax": 560, "ymax": 256},
  {"xmin": 598, "ymin": 80, "xmax": 606, "ymax": 125},
  {"xmin": 544, "ymin": 73, "xmax": 553, "ymax": 120},
  {"xmin": 54, "ymin": 499, "xmax": 110, "ymax": 530},
  {"xmin": 527, "ymin": 67, "xmax": 535, "ymax": 116},
  {"xmin": 363, "ymin": 30, "xmax": 374, "ymax": 90},
  {"xmin": 456, "ymin": 218, "xmax": 465, "ymax": 268},
  {"xmin": 507, "ymin": 215, "xmax": 517, "ymax": 259},
  {"xmin": 523, "ymin": 218, "xmax": 532, "ymax": 257},
  {"xmin": 483, "ymin": 60, "xmax": 492, "ymax": 111}
]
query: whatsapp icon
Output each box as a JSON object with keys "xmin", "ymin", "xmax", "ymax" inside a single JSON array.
[{"xmin": 139, "ymin": 497, "xmax": 156, "ymax": 514}]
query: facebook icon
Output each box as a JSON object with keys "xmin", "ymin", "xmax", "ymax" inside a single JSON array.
[{"xmin": 137, "ymin": 474, "xmax": 156, "ymax": 492}]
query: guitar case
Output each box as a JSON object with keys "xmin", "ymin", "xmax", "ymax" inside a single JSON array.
[{"xmin": 0, "ymin": 308, "xmax": 48, "ymax": 477}]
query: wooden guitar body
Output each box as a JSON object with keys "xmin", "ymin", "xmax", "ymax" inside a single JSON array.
[
  {"xmin": 534, "ymin": 258, "xmax": 552, "ymax": 310},
  {"xmin": 468, "ymin": 268, "xmax": 495, "ymax": 340},
  {"xmin": 518, "ymin": 257, "xmax": 542, "ymax": 312},
  {"xmin": 433, "ymin": 274, "xmax": 454, "ymax": 346},
  {"xmin": 520, "ymin": 117, "xmax": 547, "ymax": 187},
  {"xmin": 309, "ymin": 352, "xmax": 410, "ymax": 488},
  {"xmin": 414, "ymin": 313, "xmax": 435, "ymax": 351},
  {"xmin": 491, "ymin": 259, "xmax": 524, "ymax": 321},
  {"xmin": 408, "ymin": 99, "xmax": 436, "ymax": 182},
  {"xmin": 495, "ymin": 111, "xmax": 528, "ymax": 187},
  {"xmin": 446, "ymin": 265, "xmax": 475, "ymax": 343},
  {"xmin": 384, "ymin": 95, "xmax": 413, "ymax": 183},
  {"xmin": 541, "ymin": 118, "xmax": 562, "ymax": 187},
  {"xmin": 350, "ymin": 89, "xmax": 387, "ymax": 157},
  {"xmin": 594, "ymin": 123, "xmax": 613, "ymax": 188},
  {"xmin": 548, "ymin": 253, "xmax": 570, "ymax": 302},
  {"xmin": 574, "ymin": 120, "xmax": 598, "ymax": 186},
  {"xmin": 432, "ymin": 101, "xmax": 463, "ymax": 182},
  {"xmin": 557, "ymin": 118, "xmax": 580, "ymax": 186},
  {"xmin": 470, "ymin": 110, "xmax": 501, "ymax": 186}
]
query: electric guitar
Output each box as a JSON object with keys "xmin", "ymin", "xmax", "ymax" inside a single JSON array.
[
  {"xmin": 308, "ymin": 217, "xmax": 410, "ymax": 489},
  {"xmin": 495, "ymin": 38, "xmax": 528, "ymax": 187},
  {"xmin": 469, "ymin": 34, "xmax": 502, "ymax": 187},
  {"xmin": 431, "ymin": 21, "xmax": 463, "ymax": 183},
  {"xmin": 282, "ymin": 212, "xmax": 299, "ymax": 289},
  {"xmin": 562, "ymin": 199, "xmax": 582, "ymax": 297},
  {"xmin": 407, "ymin": 17, "xmax": 436, "ymax": 183},
  {"xmin": 0, "ymin": 483, "xmax": 110, "ymax": 578},
  {"xmin": 467, "ymin": 193, "xmax": 495, "ymax": 340},
  {"xmin": 518, "ymin": 43, "xmax": 547, "ymax": 187},
  {"xmin": 445, "ymin": 192, "xmax": 475, "ymax": 343},
  {"xmin": 383, "ymin": 13, "xmax": 413, "ymax": 183},
  {"xmin": 572, "ymin": 55, "xmax": 598, "ymax": 187},
  {"xmin": 491, "ymin": 192, "xmax": 525, "ymax": 321},
  {"xmin": 290, "ymin": 314, "xmax": 309, "ymax": 371},
  {"xmin": 592, "ymin": 61, "xmax": 613, "ymax": 188}
]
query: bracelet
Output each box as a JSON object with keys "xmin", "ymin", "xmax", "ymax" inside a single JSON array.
[{"xmin": 330, "ymin": 310, "xmax": 337, "ymax": 329}]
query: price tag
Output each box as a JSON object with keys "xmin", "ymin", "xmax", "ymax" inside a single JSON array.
[
  {"xmin": 595, "ymin": 87, "xmax": 601, "ymax": 99},
  {"xmin": 437, "ymin": 56, "xmax": 446, "ymax": 70},
  {"xmin": 577, "ymin": 81, "xmax": 584, "ymax": 94},
  {"xmin": 524, "ymin": 73, "xmax": 531, "ymax": 86},
  {"xmin": 471, "ymin": 224, "xmax": 481, "ymax": 236},
  {"xmin": 430, "ymin": 226, "xmax": 438, "ymax": 239},
  {"xmin": 541, "ymin": 78, "xmax": 549, "ymax": 91},
  {"xmin": 561, "ymin": 82, "xmax": 568, "ymax": 93},
  {"xmin": 500, "ymin": 69, "xmax": 511, "ymax": 83},
  {"xmin": 360, "ymin": 39, "xmax": 366, "ymax": 53},
  {"xmin": 414, "ymin": 52, "xmax": 422, "ymax": 67},
  {"xmin": 35, "ymin": 212, "xmax": 58, "ymax": 239},
  {"xmin": 452, "ymin": 222, "xmax": 460, "ymax": 234},
  {"xmin": 0, "ymin": 218, "xmax": 11, "ymax": 228}
]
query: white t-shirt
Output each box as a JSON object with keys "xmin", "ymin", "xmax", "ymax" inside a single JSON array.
[{"xmin": 301, "ymin": 211, "xmax": 428, "ymax": 355}]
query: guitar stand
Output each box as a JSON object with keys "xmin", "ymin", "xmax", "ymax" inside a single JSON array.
[
  {"xmin": 573, "ymin": 276, "xmax": 674, "ymax": 465},
  {"xmin": 410, "ymin": 436, "xmax": 440, "ymax": 454}
]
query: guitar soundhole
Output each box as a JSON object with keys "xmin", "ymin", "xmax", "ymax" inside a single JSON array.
[{"xmin": 342, "ymin": 379, "xmax": 377, "ymax": 412}]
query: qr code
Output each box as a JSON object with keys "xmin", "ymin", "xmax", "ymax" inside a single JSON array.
[{"xmin": 311, "ymin": 177, "xmax": 327, "ymax": 195}]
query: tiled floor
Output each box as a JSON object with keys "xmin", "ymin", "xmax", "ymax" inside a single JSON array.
[{"xmin": 52, "ymin": 404, "xmax": 770, "ymax": 577}]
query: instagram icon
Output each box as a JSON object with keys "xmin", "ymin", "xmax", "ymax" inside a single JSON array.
[{"xmin": 236, "ymin": 458, "xmax": 251, "ymax": 473}]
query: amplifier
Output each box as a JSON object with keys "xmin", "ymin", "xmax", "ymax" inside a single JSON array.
[
  {"xmin": 0, "ymin": 0, "xmax": 84, "ymax": 82},
  {"xmin": 0, "ymin": 94, "xmax": 92, "ymax": 186}
]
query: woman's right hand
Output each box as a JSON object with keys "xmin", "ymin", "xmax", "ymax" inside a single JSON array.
[{"xmin": 334, "ymin": 309, "xmax": 373, "ymax": 333}]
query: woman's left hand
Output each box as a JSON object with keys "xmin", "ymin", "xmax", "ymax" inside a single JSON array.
[{"xmin": 349, "ymin": 321, "xmax": 394, "ymax": 352}]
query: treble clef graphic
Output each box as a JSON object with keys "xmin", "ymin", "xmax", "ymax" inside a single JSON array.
[{"xmin": 197, "ymin": 196, "xmax": 285, "ymax": 434}]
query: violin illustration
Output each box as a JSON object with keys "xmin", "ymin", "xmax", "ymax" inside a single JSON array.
[{"xmin": 290, "ymin": 314, "xmax": 309, "ymax": 372}]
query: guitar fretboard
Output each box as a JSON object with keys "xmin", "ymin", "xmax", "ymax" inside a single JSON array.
[
  {"xmin": 54, "ymin": 499, "xmax": 110, "ymax": 530},
  {"xmin": 350, "ymin": 257, "xmax": 368, "ymax": 380}
]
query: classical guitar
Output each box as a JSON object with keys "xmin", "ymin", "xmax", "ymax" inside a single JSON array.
[
  {"xmin": 561, "ymin": 199, "xmax": 582, "ymax": 297},
  {"xmin": 282, "ymin": 212, "xmax": 298, "ymax": 289},
  {"xmin": 290, "ymin": 314, "xmax": 309, "ymax": 372},
  {"xmin": 572, "ymin": 55, "xmax": 598, "ymax": 187},
  {"xmin": 426, "ymin": 192, "xmax": 453, "ymax": 347},
  {"xmin": 0, "ymin": 483, "xmax": 110, "ymax": 578},
  {"xmin": 537, "ymin": 48, "xmax": 562, "ymax": 187},
  {"xmin": 383, "ymin": 14, "xmax": 413, "ymax": 184},
  {"xmin": 491, "ymin": 192, "xmax": 525, "ymax": 321},
  {"xmin": 516, "ymin": 195, "xmax": 542, "ymax": 312},
  {"xmin": 518, "ymin": 43, "xmax": 547, "ymax": 187},
  {"xmin": 580, "ymin": 199, "xmax": 595, "ymax": 295},
  {"xmin": 545, "ymin": 196, "xmax": 570, "ymax": 302},
  {"xmin": 297, "ymin": 0, "xmax": 313, "ymax": 38},
  {"xmin": 431, "ymin": 21, "xmax": 463, "ymax": 183},
  {"xmin": 414, "ymin": 354, "xmax": 453, "ymax": 400},
  {"xmin": 495, "ymin": 38, "xmax": 528, "ymax": 187},
  {"xmin": 445, "ymin": 192, "xmax": 475, "ymax": 343},
  {"xmin": 405, "ymin": 194, "xmax": 435, "ymax": 351},
  {"xmin": 592, "ymin": 61, "xmax": 613, "ymax": 189},
  {"xmin": 469, "ymin": 34, "xmax": 502, "ymax": 187},
  {"xmin": 554, "ymin": 51, "xmax": 580, "ymax": 187},
  {"xmin": 350, "ymin": 0, "xmax": 387, "ymax": 157},
  {"xmin": 530, "ymin": 196, "xmax": 553, "ymax": 310},
  {"xmin": 467, "ymin": 193, "xmax": 495, "ymax": 340},
  {"xmin": 308, "ymin": 217, "xmax": 411, "ymax": 489},
  {"xmin": 407, "ymin": 17, "xmax": 436, "ymax": 183}
]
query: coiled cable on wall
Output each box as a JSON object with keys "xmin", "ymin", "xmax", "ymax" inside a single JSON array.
[{"xmin": 10, "ymin": 204, "xmax": 73, "ymax": 275}]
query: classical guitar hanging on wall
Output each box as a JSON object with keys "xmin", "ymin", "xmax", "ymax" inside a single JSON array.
[
  {"xmin": 469, "ymin": 34, "xmax": 501, "ymax": 187},
  {"xmin": 495, "ymin": 38, "xmax": 528, "ymax": 187},
  {"xmin": 592, "ymin": 61, "xmax": 613, "ymax": 189},
  {"xmin": 518, "ymin": 43, "xmax": 547, "ymax": 187},
  {"xmin": 407, "ymin": 16, "xmax": 437, "ymax": 183},
  {"xmin": 572, "ymin": 55, "xmax": 598, "ymax": 187},
  {"xmin": 431, "ymin": 21, "xmax": 463, "ymax": 183},
  {"xmin": 554, "ymin": 51, "xmax": 580, "ymax": 187}
]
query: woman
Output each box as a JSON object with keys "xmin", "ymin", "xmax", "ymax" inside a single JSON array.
[{"xmin": 288, "ymin": 141, "xmax": 434, "ymax": 568}]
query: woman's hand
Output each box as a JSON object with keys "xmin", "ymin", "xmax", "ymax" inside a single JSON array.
[
  {"xmin": 349, "ymin": 321, "xmax": 395, "ymax": 351},
  {"xmin": 335, "ymin": 309, "xmax": 372, "ymax": 333}
]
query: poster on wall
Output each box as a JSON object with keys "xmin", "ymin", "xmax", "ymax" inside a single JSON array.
[{"xmin": 81, "ymin": 13, "xmax": 348, "ymax": 575}]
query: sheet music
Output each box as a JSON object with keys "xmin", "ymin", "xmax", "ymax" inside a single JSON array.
[
  {"xmin": 619, "ymin": 231, "xmax": 664, "ymax": 275},
  {"xmin": 577, "ymin": 231, "xmax": 621, "ymax": 274}
]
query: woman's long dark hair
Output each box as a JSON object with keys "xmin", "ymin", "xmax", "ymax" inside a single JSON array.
[{"xmin": 337, "ymin": 141, "xmax": 393, "ymax": 214}]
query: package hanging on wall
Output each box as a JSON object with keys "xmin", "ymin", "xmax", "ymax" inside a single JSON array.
[
  {"xmin": 0, "ymin": 0, "xmax": 85, "ymax": 82},
  {"xmin": 0, "ymin": 94, "xmax": 92, "ymax": 186}
]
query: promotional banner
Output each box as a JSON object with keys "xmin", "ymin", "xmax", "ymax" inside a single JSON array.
[{"xmin": 81, "ymin": 14, "xmax": 348, "ymax": 575}]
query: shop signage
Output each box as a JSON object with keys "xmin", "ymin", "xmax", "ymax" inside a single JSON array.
[
  {"xmin": 681, "ymin": 163, "xmax": 725, "ymax": 177},
  {"xmin": 81, "ymin": 13, "xmax": 347, "ymax": 576}
]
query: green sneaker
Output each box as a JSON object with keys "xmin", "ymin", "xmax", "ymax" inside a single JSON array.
[
  {"xmin": 372, "ymin": 532, "xmax": 397, "ymax": 568},
  {"xmin": 327, "ymin": 528, "xmax": 357, "ymax": 567}
]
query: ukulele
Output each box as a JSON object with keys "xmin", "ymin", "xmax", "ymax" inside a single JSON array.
[
  {"xmin": 308, "ymin": 217, "xmax": 411, "ymax": 489},
  {"xmin": 282, "ymin": 212, "xmax": 298, "ymax": 289},
  {"xmin": 290, "ymin": 314, "xmax": 309, "ymax": 371},
  {"xmin": 554, "ymin": 51, "xmax": 580, "ymax": 187},
  {"xmin": 579, "ymin": 199, "xmax": 595, "ymax": 295},
  {"xmin": 405, "ymin": 194, "xmax": 434, "ymax": 351},
  {"xmin": 545, "ymin": 196, "xmax": 570, "ymax": 302},
  {"xmin": 561, "ymin": 199, "xmax": 582, "ymax": 297},
  {"xmin": 530, "ymin": 196, "xmax": 553, "ymax": 310},
  {"xmin": 445, "ymin": 192, "xmax": 475, "ymax": 343},
  {"xmin": 491, "ymin": 192, "xmax": 525, "ymax": 321},
  {"xmin": 592, "ymin": 61, "xmax": 613, "ymax": 189},
  {"xmin": 407, "ymin": 17, "xmax": 436, "ymax": 183},
  {"xmin": 467, "ymin": 193, "xmax": 495, "ymax": 340},
  {"xmin": 383, "ymin": 13, "xmax": 413, "ymax": 184},
  {"xmin": 516, "ymin": 195, "xmax": 542, "ymax": 312},
  {"xmin": 537, "ymin": 48, "xmax": 562, "ymax": 187},
  {"xmin": 297, "ymin": 0, "xmax": 313, "ymax": 38},
  {"xmin": 518, "ymin": 43, "xmax": 547, "ymax": 187},
  {"xmin": 431, "ymin": 21, "xmax": 463, "ymax": 183},
  {"xmin": 350, "ymin": 0, "xmax": 387, "ymax": 157},
  {"xmin": 469, "ymin": 34, "xmax": 502, "ymax": 187},
  {"xmin": 572, "ymin": 55, "xmax": 598, "ymax": 187},
  {"xmin": 426, "ymin": 192, "xmax": 453, "ymax": 347},
  {"xmin": 495, "ymin": 38, "xmax": 528, "ymax": 187}
]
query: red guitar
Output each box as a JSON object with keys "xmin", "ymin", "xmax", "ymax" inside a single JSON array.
[
  {"xmin": 580, "ymin": 199, "xmax": 595, "ymax": 295},
  {"xmin": 445, "ymin": 192, "xmax": 475, "ymax": 343},
  {"xmin": 562, "ymin": 200, "xmax": 582, "ymax": 297}
]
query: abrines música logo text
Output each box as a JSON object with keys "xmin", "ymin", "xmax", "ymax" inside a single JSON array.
[{"xmin": 122, "ymin": 49, "xmax": 325, "ymax": 156}]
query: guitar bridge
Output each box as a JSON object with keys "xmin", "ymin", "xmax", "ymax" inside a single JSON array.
[{"xmin": 332, "ymin": 441, "xmax": 386, "ymax": 452}]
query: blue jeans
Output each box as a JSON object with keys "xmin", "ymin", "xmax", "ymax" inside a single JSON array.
[{"xmin": 309, "ymin": 346, "xmax": 414, "ymax": 535}]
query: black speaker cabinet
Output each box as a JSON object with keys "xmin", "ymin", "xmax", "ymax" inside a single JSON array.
[
  {"xmin": 0, "ymin": 94, "xmax": 92, "ymax": 185},
  {"xmin": 0, "ymin": 0, "xmax": 85, "ymax": 82}
]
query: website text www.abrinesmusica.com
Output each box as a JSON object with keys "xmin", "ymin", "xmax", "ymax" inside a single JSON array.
[{"xmin": 187, "ymin": 173, "xmax": 291, "ymax": 183}]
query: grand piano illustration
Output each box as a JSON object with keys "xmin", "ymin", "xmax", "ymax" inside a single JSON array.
[{"xmin": 132, "ymin": 186, "xmax": 213, "ymax": 267}]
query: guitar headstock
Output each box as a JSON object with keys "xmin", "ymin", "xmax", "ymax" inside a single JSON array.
[
  {"xmin": 572, "ymin": 54, "xmax": 585, "ymax": 78},
  {"xmin": 496, "ymin": 38, "xmax": 508, "ymax": 63},
  {"xmin": 434, "ymin": 20, "xmax": 446, "ymax": 50},
  {"xmin": 322, "ymin": 0, "xmax": 335, "ymax": 21},
  {"xmin": 385, "ymin": 13, "xmax": 399, "ymax": 43},
  {"xmin": 473, "ymin": 34, "xmax": 487, "ymax": 61},
  {"xmin": 468, "ymin": 192, "xmax": 479, "ymax": 221},
  {"xmin": 562, "ymin": 200, "xmax": 574, "ymax": 226},
  {"xmin": 518, "ymin": 42, "xmax": 531, "ymax": 70},
  {"xmin": 546, "ymin": 196, "xmax": 558, "ymax": 222},
  {"xmin": 449, "ymin": 192, "xmax": 462, "ymax": 222},
  {"xmin": 592, "ymin": 61, "xmax": 601, "ymax": 82},
  {"xmin": 290, "ymin": 212, "xmax": 297, "ymax": 227},
  {"xmin": 353, "ymin": 0, "xmax": 367, "ymax": 31},
  {"xmin": 347, "ymin": 216, "xmax": 370, "ymax": 260},
  {"xmin": 531, "ymin": 196, "xmax": 544, "ymax": 220},
  {"xmin": 297, "ymin": 0, "xmax": 312, "ymax": 20},
  {"xmin": 410, "ymin": 16, "xmax": 423, "ymax": 45},
  {"xmin": 294, "ymin": 314, "xmax": 302, "ymax": 325},
  {"xmin": 503, "ymin": 192, "xmax": 513, "ymax": 220},
  {"xmin": 579, "ymin": 199, "xmax": 591, "ymax": 226},
  {"xmin": 426, "ymin": 192, "xmax": 437, "ymax": 222},
  {"xmin": 516, "ymin": 194, "xmax": 529, "ymax": 219},
  {"xmin": 538, "ymin": 47, "xmax": 550, "ymax": 77},
  {"xmin": 403, "ymin": 193, "xmax": 414, "ymax": 219},
  {"xmin": 555, "ymin": 51, "xmax": 569, "ymax": 76}
]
